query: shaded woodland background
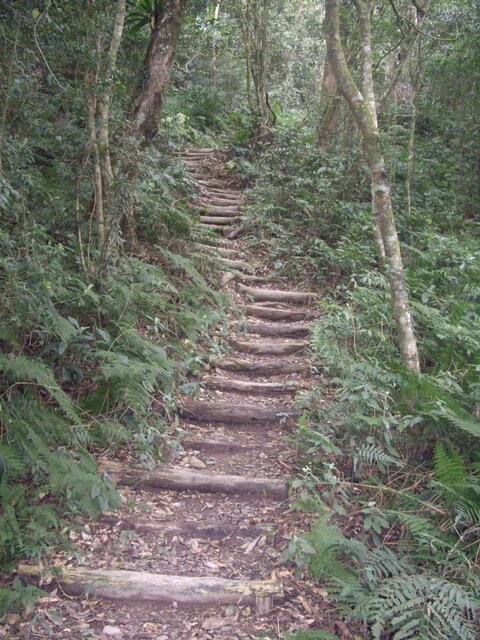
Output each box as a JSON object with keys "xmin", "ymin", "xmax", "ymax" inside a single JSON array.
[{"xmin": 0, "ymin": 1, "xmax": 479, "ymax": 637}]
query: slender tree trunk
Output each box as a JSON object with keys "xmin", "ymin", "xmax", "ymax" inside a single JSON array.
[
  {"xmin": 251, "ymin": 0, "xmax": 271, "ymax": 134},
  {"xmin": 238, "ymin": 9, "xmax": 254, "ymax": 113},
  {"xmin": 210, "ymin": 0, "xmax": 222, "ymax": 94},
  {"xmin": 325, "ymin": 0, "xmax": 420, "ymax": 372},
  {"xmin": 87, "ymin": 92, "xmax": 105, "ymax": 249},
  {"xmin": 87, "ymin": 30, "xmax": 105, "ymax": 252},
  {"xmin": 354, "ymin": 0, "xmax": 385, "ymax": 262},
  {"xmin": 406, "ymin": 63, "xmax": 417, "ymax": 239},
  {"xmin": 98, "ymin": 0, "xmax": 127, "ymax": 186},
  {"xmin": 131, "ymin": 0, "xmax": 188, "ymax": 140}
]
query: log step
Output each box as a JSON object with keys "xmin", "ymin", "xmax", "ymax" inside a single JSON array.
[
  {"xmin": 100, "ymin": 515, "xmax": 271, "ymax": 539},
  {"xmin": 217, "ymin": 358, "xmax": 309, "ymax": 375},
  {"xmin": 245, "ymin": 304, "xmax": 316, "ymax": 321},
  {"xmin": 187, "ymin": 171, "xmax": 212, "ymax": 178},
  {"xmin": 235, "ymin": 321, "xmax": 311, "ymax": 338},
  {"xmin": 194, "ymin": 243, "xmax": 239, "ymax": 258},
  {"xmin": 199, "ymin": 197, "xmax": 242, "ymax": 206},
  {"xmin": 180, "ymin": 400, "xmax": 298, "ymax": 424},
  {"xmin": 230, "ymin": 339, "xmax": 308, "ymax": 355},
  {"xmin": 102, "ymin": 460, "xmax": 288, "ymax": 498},
  {"xmin": 198, "ymin": 223, "xmax": 224, "ymax": 233},
  {"xmin": 238, "ymin": 283, "xmax": 318, "ymax": 305},
  {"xmin": 223, "ymin": 270, "xmax": 272, "ymax": 284},
  {"xmin": 205, "ymin": 378, "xmax": 303, "ymax": 394},
  {"xmin": 197, "ymin": 179, "xmax": 228, "ymax": 188},
  {"xmin": 198, "ymin": 205, "xmax": 240, "ymax": 216},
  {"xmin": 217, "ymin": 247, "xmax": 240, "ymax": 257},
  {"xmin": 199, "ymin": 216, "xmax": 242, "ymax": 225},
  {"xmin": 205, "ymin": 187, "xmax": 241, "ymax": 196},
  {"xmin": 18, "ymin": 565, "xmax": 283, "ymax": 610},
  {"xmin": 220, "ymin": 257, "xmax": 252, "ymax": 270},
  {"xmin": 185, "ymin": 147, "xmax": 215, "ymax": 153},
  {"xmin": 182, "ymin": 436, "xmax": 273, "ymax": 453}
]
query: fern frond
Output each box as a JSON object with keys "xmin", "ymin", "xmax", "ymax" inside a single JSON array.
[
  {"xmin": 356, "ymin": 574, "xmax": 479, "ymax": 640},
  {"xmin": 0, "ymin": 354, "xmax": 80, "ymax": 424},
  {"xmin": 433, "ymin": 442, "xmax": 466, "ymax": 494},
  {"xmin": 434, "ymin": 405, "xmax": 480, "ymax": 438},
  {"xmin": 356, "ymin": 443, "xmax": 403, "ymax": 471},
  {"xmin": 0, "ymin": 445, "xmax": 26, "ymax": 482}
]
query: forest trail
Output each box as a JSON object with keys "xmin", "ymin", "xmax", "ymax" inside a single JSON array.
[{"xmin": 18, "ymin": 151, "xmax": 330, "ymax": 640}]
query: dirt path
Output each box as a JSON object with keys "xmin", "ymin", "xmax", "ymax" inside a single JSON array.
[{"xmin": 12, "ymin": 150, "xmax": 332, "ymax": 640}]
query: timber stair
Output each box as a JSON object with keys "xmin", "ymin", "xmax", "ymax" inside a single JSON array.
[{"xmin": 20, "ymin": 147, "xmax": 323, "ymax": 635}]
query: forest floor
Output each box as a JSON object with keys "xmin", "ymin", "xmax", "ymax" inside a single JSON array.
[{"xmin": 4, "ymin": 150, "xmax": 352, "ymax": 640}]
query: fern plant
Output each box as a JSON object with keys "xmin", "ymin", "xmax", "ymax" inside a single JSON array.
[
  {"xmin": 283, "ymin": 514, "xmax": 480, "ymax": 639},
  {"xmin": 356, "ymin": 574, "xmax": 479, "ymax": 640}
]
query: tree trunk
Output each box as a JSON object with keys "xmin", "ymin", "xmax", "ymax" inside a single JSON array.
[
  {"xmin": 406, "ymin": 62, "xmax": 418, "ymax": 239},
  {"xmin": 131, "ymin": 0, "xmax": 188, "ymax": 140},
  {"xmin": 87, "ymin": 95, "xmax": 105, "ymax": 250},
  {"xmin": 325, "ymin": 0, "xmax": 420, "ymax": 372},
  {"xmin": 354, "ymin": 0, "xmax": 385, "ymax": 262},
  {"xmin": 316, "ymin": 59, "xmax": 342, "ymax": 148},
  {"xmin": 210, "ymin": 0, "xmax": 222, "ymax": 93},
  {"xmin": 98, "ymin": 0, "xmax": 127, "ymax": 186}
]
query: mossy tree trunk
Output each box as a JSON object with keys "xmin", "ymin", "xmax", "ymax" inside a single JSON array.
[
  {"xmin": 325, "ymin": 0, "xmax": 420, "ymax": 372},
  {"xmin": 131, "ymin": 0, "xmax": 188, "ymax": 140}
]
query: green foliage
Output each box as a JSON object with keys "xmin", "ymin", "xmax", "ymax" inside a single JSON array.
[
  {"xmin": 126, "ymin": 0, "xmax": 164, "ymax": 32},
  {"xmin": 0, "ymin": 578, "xmax": 44, "ymax": 616},
  {"xmin": 358, "ymin": 574, "xmax": 479, "ymax": 640},
  {"xmin": 283, "ymin": 515, "xmax": 480, "ymax": 640}
]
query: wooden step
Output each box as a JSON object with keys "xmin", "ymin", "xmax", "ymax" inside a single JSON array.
[
  {"xmin": 199, "ymin": 216, "xmax": 240, "ymax": 225},
  {"xmin": 100, "ymin": 514, "xmax": 270, "ymax": 538},
  {"xmin": 182, "ymin": 436, "xmax": 273, "ymax": 453},
  {"xmin": 194, "ymin": 243, "xmax": 239, "ymax": 258},
  {"xmin": 234, "ymin": 321, "xmax": 311, "ymax": 338},
  {"xmin": 217, "ymin": 358, "xmax": 309, "ymax": 375},
  {"xmin": 188, "ymin": 172, "xmax": 216, "ymax": 180},
  {"xmin": 245, "ymin": 304, "xmax": 316, "ymax": 321},
  {"xmin": 220, "ymin": 257, "xmax": 251, "ymax": 270},
  {"xmin": 198, "ymin": 204, "xmax": 240, "ymax": 216},
  {"xmin": 185, "ymin": 147, "xmax": 215, "ymax": 153},
  {"xmin": 230, "ymin": 339, "xmax": 308, "ymax": 356},
  {"xmin": 205, "ymin": 378, "xmax": 303, "ymax": 394},
  {"xmin": 197, "ymin": 179, "xmax": 228, "ymax": 188},
  {"xmin": 205, "ymin": 187, "xmax": 241, "ymax": 196},
  {"xmin": 18, "ymin": 565, "xmax": 283, "ymax": 611},
  {"xmin": 199, "ymin": 197, "xmax": 242, "ymax": 207},
  {"xmin": 102, "ymin": 460, "xmax": 288, "ymax": 498},
  {"xmin": 238, "ymin": 283, "xmax": 318, "ymax": 305},
  {"xmin": 198, "ymin": 223, "xmax": 224, "ymax": 233},
  {"xmin": 223, "ymin": 270, "xmax": 271, "ymax": 284},
  {"xmin": 179, "ymin": 400, "xmax": 298, "ymax": 424}
]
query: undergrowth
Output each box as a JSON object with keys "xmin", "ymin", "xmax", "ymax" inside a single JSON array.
[
  {"xmin": 0, "ymin": 141, "xmax": 226, "ymax": 612},
  {"xmin": 237, "ymin": 115, "xmax": 480, "ymax": 639}
]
